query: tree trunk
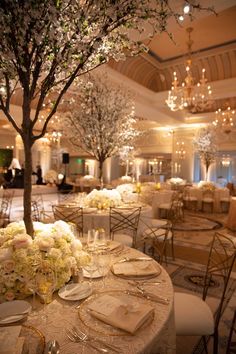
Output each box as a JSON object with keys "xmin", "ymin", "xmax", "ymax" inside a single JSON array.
[
  {"xmin": 99, "ymin": 160, "xmax": 104, "ymax": 189},
  {"xmin": 23, "ymin": 137, "xmax": 34, "ymax": 236},
  {"xmin": 205, "ymin": 163, "xmax": 210, "ymax": 181}
]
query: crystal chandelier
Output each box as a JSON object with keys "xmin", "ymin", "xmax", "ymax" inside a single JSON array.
[
  {"xmin": 221, "ymin": 155, "xmax": 231, "ymax": 167},
  {"xmin": 166, "ymin": 27, "xmax": 213, "ymax": 113},
  {"xmin": 212, "ymin": 106, "xmax": 235, "ymax": 134}
]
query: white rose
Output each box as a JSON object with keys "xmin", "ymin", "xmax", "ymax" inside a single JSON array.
[
  {"xmin": 71, "ymin": 239, "xmax": 82, "ymax": 252},
  {"xmin": 47, "ymin": 248, "xmax": 62, "ymax": 259},
  {"xmin": 0, "ymin": 248, "xmax": 12, "ymax": 261},
  {"xmin": 12, "ymin": 234, "xmax": 33, "ymax": 249},
  {"xmin": 35, "ymin": 236, "xmax": 55, "ymax": 252}
]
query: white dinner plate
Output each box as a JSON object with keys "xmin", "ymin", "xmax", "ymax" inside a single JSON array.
[
  {"xmin": 58, "ymin": 283, "xmax": 92, "ymax": 301},
  {"xmin": 0, "ymin": 300, "xmax": 31, "ymax": 324}
]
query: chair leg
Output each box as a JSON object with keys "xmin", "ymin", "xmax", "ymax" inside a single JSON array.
[
  {"xmin": 213, "ymin": 331, "xmax": 219, "ymax": 354},
  {"xmin": 203, "ymin": 335, "xmax": 209, "ymax": 353}
]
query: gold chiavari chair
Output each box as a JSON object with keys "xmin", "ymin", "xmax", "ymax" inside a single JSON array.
[
  {"xmin": 109, "ymin": 206, "xmax": 141, "ymax": 248},
  {"xmin": 52, "ymin": 205, "xmax": 83, "ymax": 237},
  {"xmin": 174, "ymin": 232, "xmax": 236, "ymax": 354},
  {"xmin": 202, "ymin": 189, "xmax": 214, "ymax": 213}
]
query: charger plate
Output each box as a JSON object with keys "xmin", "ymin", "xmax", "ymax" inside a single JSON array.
[
  {"xmin": 111, "ymin": 258, "xmax": 161, "ymax": 280},
  {"xmin": 78, "ymin": 290, "xmax": 154, "ymax": 336}
]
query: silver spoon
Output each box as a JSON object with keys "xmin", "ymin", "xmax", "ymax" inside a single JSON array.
[{"xmin": 46, "ymin": 340, "xmax": 60, "ymax": 354}]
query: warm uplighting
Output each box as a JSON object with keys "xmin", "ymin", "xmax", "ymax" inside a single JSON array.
[
  {"xmin": 212, "ymin": 106, "xmax": 235, "ymax": 135},
  {"xmin": 148, "ymin": 159, "xmax": 162, "ymax": 173},
  {"xmin": 166, "ymin": 27, "xmax": 213, "ymax": 113}
]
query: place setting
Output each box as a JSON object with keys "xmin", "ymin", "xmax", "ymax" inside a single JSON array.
[{"xmin": 77, "ymin": 289, "xmax": 155, "ymax": 337}]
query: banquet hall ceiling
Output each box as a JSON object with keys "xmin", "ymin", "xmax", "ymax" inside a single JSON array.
[{"xmin": 108, "ymin": 1, "xmax": 236, "ymax": 128}]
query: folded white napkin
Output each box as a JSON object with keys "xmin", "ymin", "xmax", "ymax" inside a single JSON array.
[
  {"xmin": 87, "ymin": 294, "xmax": 154, "ymax": 334},
  {"xmin": 112, "ymin": 260, "xmax": 159, "ymax": 277},
  {"xmin": 0, "ymin": 326, "xmax": 23, "ymax": 354},
  {"xmin": 63, "ymin": 284, "xmax": 87, "ymax": 298}
]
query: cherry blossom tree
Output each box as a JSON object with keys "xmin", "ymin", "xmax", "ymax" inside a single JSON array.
[
  {"xmin": 0, "ymin": 0, "xmax": 214, "ymax": 235},
  {"xmin": 65, "ymin": 74, "xmax": 140, "ymax": 183},
  {"xmin": 194, "ymin": 127, "xmax": 217, "ymax": 181}
]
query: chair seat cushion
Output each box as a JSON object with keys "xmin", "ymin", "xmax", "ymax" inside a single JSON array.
[
  {"xmin": 183, "ymin": 197, "xmax": 197, "ymax": 201},
  {"xmin": 220, "ymin": 198, "xmax": 230, "ymax": 202},
  {"xmin": 174, "ymin": 292, "xmax": 214, "ymax": 336},
  {"xmin": 151, "ymin": 219, "xmax": 168, "ymax": 227},
  {"xmin": 202, "ymin": 198, "xmax": 214, "ymax": 203},
  {"xmin": 114, "ymin": 233, "xmax": 133, "ymax": 247},
  {"xmin": 158, "ymin": 203, "xmax": 171, "ymax": 209}
]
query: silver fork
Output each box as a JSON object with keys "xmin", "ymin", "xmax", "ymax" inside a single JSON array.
[
  {"xmin": 66, "ymin": 328, "xmax": 108, "ymax": 353},
  {"xmin": 72, "ymin": 326, "xmax": 120, "ymax": 353}
]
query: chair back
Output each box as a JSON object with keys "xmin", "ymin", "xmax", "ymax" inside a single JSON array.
[
  {"xmin": 31, "ymin": 200, "xmax": 41, "ymax": 222},
  {"xmin": 152, "ymin": 221, "xmax": 173, "ymax": 264},
  {"xmin": 0, "ymin": 190, "xmax": 14, "ymax": 226},
  {"xmin": 109, "ymin": 207, "xmax": 141, "ymax": 247},
  {"xmin": 167, "ymin": 192, "xmax": 183, "ymax": 222},
  {"xmin": 52, "ymin": 205, "xmax": 83, "ymax": 236},
  {"xmin": 203, "ymin": 232, "xmax": 236, "ymax": 331}
]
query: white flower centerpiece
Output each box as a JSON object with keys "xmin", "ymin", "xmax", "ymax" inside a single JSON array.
[
  {"xmin": 44, "ymin": 169, "xmax": 58, "ymax": 185},
  {"xmin": 198, "ymin": 181, "xmax": 216, "ymax": 191},
  {"xmin": 0, "ymin": 220, "xmax": 90, "ymax": 302},
  {"xmin": 168, "ymin": 178, "xmax": 186, "ymax": 190},
  {"xmin": 84, "ymin": 189, "xmax": 122, "ymax": 210}
]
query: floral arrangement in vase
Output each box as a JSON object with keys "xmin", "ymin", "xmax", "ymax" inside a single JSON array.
[
  {"xmin": 84, "ymin": 188, "xmax": 122, "ymax": 210},
  {"xmin": 0, "ymin": 220, "xmax": 90, "ymax": 302},
  {"xmin": 44, "ymin": 169, "xmax": 58, "ymax": 185}
]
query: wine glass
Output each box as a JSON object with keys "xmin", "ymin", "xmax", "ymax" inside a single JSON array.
[
  {"xmin": 82, "ymin": 253, "xmax": 98, "ymax": 289},
  {"xmin": 97, "ymin": 253, "xmax": 111, "ymax": 288},
  {"xmin": 87, "ymin": 229, "xmax": 97, "ymax": 251},
  {"xmin": 35, "ymin": 262, "xmax": 56, "ymax": 323}
]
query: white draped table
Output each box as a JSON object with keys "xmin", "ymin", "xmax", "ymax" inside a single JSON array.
[
  {"xmin": 83, "ymin": 205, "xmax": 152, "ymax": 238},
  {"xmin": 25, "ymin": 246, "xmax": 176, "ymax": 354}
]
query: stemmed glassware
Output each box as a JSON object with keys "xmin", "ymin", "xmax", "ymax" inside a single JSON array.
[
  {"xmin": 35, "ymin": 260, "xmax": 56, "ymax": 323},
  {"xmin": 97, "ymin": 253, "xmax": 111, "ymax": 288},
  {"xmin": 82, "ymin": 253, "xmax": 98, "ymax": 289}
]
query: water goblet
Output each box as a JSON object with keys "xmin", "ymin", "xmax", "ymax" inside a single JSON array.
[
  {"xmin": 87, "ymin": 229, "xmax": 97, "ymax": 251},
  {"xmin": 97, "ymin": 253, "xmax": 111, "ymax": 288},
  {"xmin": 82, "ymin": 253, "xmax": 98, "ymax": 289}
]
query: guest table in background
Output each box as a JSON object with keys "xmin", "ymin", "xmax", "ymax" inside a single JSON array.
[
  {"xmin": 226, "ymin": 197, "xmax": 236, "ymax": 231},
  {"xmin": 186, "ymin": 187, "xmax": 230, "ymax": 212}
]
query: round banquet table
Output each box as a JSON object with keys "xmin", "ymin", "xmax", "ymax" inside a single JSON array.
[
  {"xmin": 83, "ymin": 205, "xmax": 152, "ymax": 238},
  {"xmin": 24, "ymin": 245, "xmax": 175, "ymax": 354}
]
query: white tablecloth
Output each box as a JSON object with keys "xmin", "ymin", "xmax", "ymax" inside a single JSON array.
[
  {"xmin": 83, "ymin": 205, "xmax": 152, "ymax": 240},
  {"xmin": 152, "ymin": 190, "xmax": 175, "ymax": 218},
  {"xmin": 26, "ymin": 246, "xmax": 176, "ymax": 354}
]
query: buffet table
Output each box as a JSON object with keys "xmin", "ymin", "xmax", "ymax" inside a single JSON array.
[{"xmin": 13, "ymin": 246, "xmax": 175, "ymax": 354}]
